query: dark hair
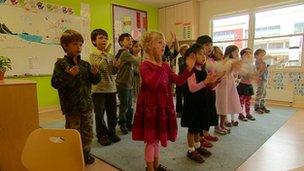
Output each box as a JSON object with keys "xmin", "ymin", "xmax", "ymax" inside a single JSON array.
[
  {"xmin": 118, "ymin": 33, "xmax": 132, "ymax": 47},
  {"xmin": 60, "ymin": 29, "xmax": 84, "ymax": 52},
  {"xmin": 184, "ymin": 43, "xmax": 203, "ymax": 58},
  {"xmin": 196, "ymin": 35, "xmax": 212, "ymax": 46},
  {"xmin": 254, "ymin": 48, "xmax": 266, "ymax": 57},
  {"xmin": 90, "ymin": 29, "xmax": 108, "ymax": 46},
  {"xmin": 130, "ymin": 40, "xmax": 141, "ymax": 55},
  {"xmin": 224, "ymin": 45, "xmax": 239, "ymax": 59},
  {"xmin": 240, "ymin": 48, "xmax": 252, "ymax": 57},
  {"xmin": 210, "ymin": 46, "xmax": 223, "ymax": 61}
]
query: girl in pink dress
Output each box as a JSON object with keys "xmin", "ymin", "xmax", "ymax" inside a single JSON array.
[
  {"xmin": 132, "ymin": 31, "xmax": 196, "ymax": 171},
  {"xmin": 216, "ymin": 45, "xmax": 242, "ymax": 132}
]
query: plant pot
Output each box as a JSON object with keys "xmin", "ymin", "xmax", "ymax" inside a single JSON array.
[{"xmin": 0, "ymin": 70, "xmax": 5, "ymax": 80}]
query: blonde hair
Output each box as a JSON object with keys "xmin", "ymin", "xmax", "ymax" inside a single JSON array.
[{"xmin": 140, "ymin": 31, "xmax": 164, "ymax": 52}]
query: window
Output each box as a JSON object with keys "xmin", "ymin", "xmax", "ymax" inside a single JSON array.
[
  {"xmin": 212, "ymin": 14, "xmax": 249, "ymax": 52},
  {"xmin": 254, "ymin": 4, "xmax": 304, "ymax": 67},
  {"xmin": 211, "ymin": 4, "xmax": 304, "ymax": 67}
]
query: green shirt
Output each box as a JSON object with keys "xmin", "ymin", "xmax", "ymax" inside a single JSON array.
[
  {"xmin": 51, "ymin": 55, "xmax": 101, "ymax": 115},
  {"xmin": 115, "ymin": 50, "xmax": 139, "ymax": 89}
]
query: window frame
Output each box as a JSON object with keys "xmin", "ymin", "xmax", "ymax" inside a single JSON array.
[{"xmin": 210, "ymin": 2, "xmax": 304, "ymax": 68}]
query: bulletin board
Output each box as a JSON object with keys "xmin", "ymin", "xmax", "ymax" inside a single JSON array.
[
  {"xmin": 0, "ymin": 1, "xmax": 90, "ymax": 76},
  {"xmin": 112, "ymin": 4, "xmax": 147, "ymax": 54}
]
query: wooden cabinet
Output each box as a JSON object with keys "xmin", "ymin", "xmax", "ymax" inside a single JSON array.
[
  {"xmin": 158, "ymin": 0, "xmax": 199, "ymax": 41},
  {"xmin": 0, "ymin": 79, "xmax": 39, "ymax": 171}
]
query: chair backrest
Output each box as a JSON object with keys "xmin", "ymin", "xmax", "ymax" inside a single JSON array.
[{"xmin": 21, "ymin": 128, "xmax": 85, "ymax": 171}]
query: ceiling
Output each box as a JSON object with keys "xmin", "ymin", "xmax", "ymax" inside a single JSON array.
[{"xmin": 136, "ymin": 0, "xmax": 189, "ymax": 8}]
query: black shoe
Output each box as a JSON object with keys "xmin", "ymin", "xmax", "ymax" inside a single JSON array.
[
  {"xmin": 109, "ymin": 134, "xmax": 121, "ymax": 143},
  {"xmin": 84, "ymin": 154, "xmax": 95, "ymax": 164},
  {"xmin": 97, "ymin": 136, "xmax": 112, "ymax": 146},
  {"xmin": 120, "ymin": 125, "xmax": 128, "ymax": 135},
  {"xmin": 195, "ymin": 146, "xmax": 212, "ymax": 157},
  {"xmin": 126, "ymin": 124, "xmax": 133, "ymax": 131},
  {"xmin": 261, "ymin": 106, "xmax": 270, "ymax": 113}
]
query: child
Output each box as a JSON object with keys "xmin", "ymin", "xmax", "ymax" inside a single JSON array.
[
  {"xmin": 175, "ymin": 44, "xmax": 190, "ymax": 117},
  {"xmin": 196, "ymin": 35, "xmax": 219, "ymax": 147},
  {"xmin": 237, "ymin": 48, "xmax": 256, "ymax": 121},
  {"xmin": 130, "ymin": 40, "xmax": 142, "ymax": 98},
  {"xmin": 254, "ymin": 49, "xmax": 270, "ymax": 114},
  {"xmin": 209, "ymin": 46, "xmax": 229, "ymax": 135},
  {"xmin": 89, "ymin": 29, "xmax": 120, "ymax": 146},
  {"xmin": 51, "ymin": 29, "xmax": 101, "ymax": 164},
  {"xmin": 216, "ymin": 45, "xmax": 242, "ymax": 130},
  {"xmin": 182, "ymin": 43, "xmax": 218, "ymax": 163},
  {"xmin": 132, "ymin": 31, "xmax": 196, "ymax": 171},
  {"xmin": 115, "ymin": 33, "xmax": 139, "ymax": 134}
]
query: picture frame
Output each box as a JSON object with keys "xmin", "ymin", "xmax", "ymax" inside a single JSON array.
[{"xmin": 112, "ymin": 4, "xmax": 147, "ymax": 54}]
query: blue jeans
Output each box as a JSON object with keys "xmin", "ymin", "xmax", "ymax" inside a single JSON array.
[{"xmin": 117, "ymin": 87, "xmax": 133, "ymax": 127}]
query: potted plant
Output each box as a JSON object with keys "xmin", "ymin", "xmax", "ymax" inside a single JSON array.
[{"xmin": 0, "ymin": 55, "xmax": 12, "ymax": 80}]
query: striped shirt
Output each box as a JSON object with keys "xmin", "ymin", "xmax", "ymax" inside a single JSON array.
[{"xmin": 89, "ymin": 50, "xmax": 117, "ymax": 93}]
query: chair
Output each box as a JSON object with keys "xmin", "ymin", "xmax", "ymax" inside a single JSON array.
[{"xmin": 21, "ymin": 128, "xmax": 85, "ymax": 171}]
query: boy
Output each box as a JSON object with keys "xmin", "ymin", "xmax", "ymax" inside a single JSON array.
[
  {"xmin": 175, "ymin": 44, "xmax": 190, "ymax": 117},
  {"xmin": 254, "ymin": 49, "xmax": 270, "ymax": 114},
  {"xmin": 115, "ymin": 33, "xmax": 139, "ymax": 134},
  {"xmin": 51, "ymin": 29, "xmax": 100, "ymax": 164},
  {"xmin": 89, "ymin": 29, "xmax": 120, "ymax": 146}
]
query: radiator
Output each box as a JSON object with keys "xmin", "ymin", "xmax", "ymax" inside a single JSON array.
[{"xmin": 265, "ymin": 89, "xmax": 294, "ymax": 102}]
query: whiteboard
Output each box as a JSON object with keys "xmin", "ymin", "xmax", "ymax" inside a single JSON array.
[{"xmin": 0, "ymin": 4, "xmax": 89, "ymax": 76}]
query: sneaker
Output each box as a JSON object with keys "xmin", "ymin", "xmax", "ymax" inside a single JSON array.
[
  {"xmin": 84, "ymin": 154, "xmax": 95, "ymax": 164},
  {"xmin": 215, "ymin": 127, "xmax": 227, "ymax": 135},
  {"xmin": 195, "ymin": 146, "xmax": 212, "ymax": 157},
  {"xmin": 120, "ymin": 125, "xmax": 128, "ymax": 135},
  {"xmin": 155, "ymin": 164, "xmax": 173, "ymax": 171},
  {"xmin": 238, "ymin": 113, "xmax": 248, "ymax": 121},
  {"xmin": 204, "ymin": 134, "xmax": 219, "ymax": 142},
  {"xmin": 232, "ymin": 120, "xmax": 239, "ymax": 126},
  {"xmin": 261, "ymin": 106, "xmax": 270, "ymax": 113},
  {"xmin": 98, "ymin": 136, "xmax": 111, "ymax": 146},
  {"xmin": 225, "ymin": 122, "xmax": 232, "ymax": 127},
  {"xmin": 187, "ymin": 150, "xmax": 204, "ymax": 163},
  {"xmin": 109, "ymin": 134, "xmax": 121, "ymax": 143},
  {"xmin": 200, "ymin": 138, "xmax": 213, "ymax": 148},
  {"xmin": 255, "ymin": 108, "xmax": 264, "ymax": 114},
  {"xmin": 246, "ymin": 114, "xmax": 256, "ymax": 121}
]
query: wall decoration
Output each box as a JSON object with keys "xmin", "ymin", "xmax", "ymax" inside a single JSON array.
[
  {"xmin": 0, "ymin": 2, "xmax": 87, "ymax": 76},
  {"xmin": 112, "ymin": 4, "xmax": 147, "ymax": 54}
]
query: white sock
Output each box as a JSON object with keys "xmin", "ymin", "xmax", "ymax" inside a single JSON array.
[
  {"xmin": 231, "ymin": 114, "xmax": 235, "ymax": 121},
  {"xmin": 194, "ymin": 142, "xmax": 201, "ymax": 149},
  {"xmin": 188, "ymin": 147, "xmax": 195, "ymax": 152}
]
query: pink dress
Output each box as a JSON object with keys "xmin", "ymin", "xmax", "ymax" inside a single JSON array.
[
  {"xmin": 132, "ymin": 61, "xmax": 192, "ymax": 147},
  {"xmin": 215, "ymin": 60, "xmax": 242, "ymax": 115}
]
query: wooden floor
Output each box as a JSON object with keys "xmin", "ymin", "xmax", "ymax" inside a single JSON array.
[
  {"xmin": 40, "ymin": 107, "xmax": 304, "ymax": 171},
  {"xmin": 238, "ymin": 109, "xmax": 304, "ymax": 171}
]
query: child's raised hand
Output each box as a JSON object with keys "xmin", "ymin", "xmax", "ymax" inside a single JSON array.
[
  {"xmin": 185, "ymin": 55, "xmax": 196, "ymax": 71},
  {"xmin": 105, "ymin": 43, "xmax": 112, "ymax": 53},
  {"xmin": 231, "ymin": 60, "xmax": 242, "ymax": 71},
  {"xmin": 91, "ymin": 64, "xmax": 99, "ymax": 75},
  {"xmin": 204, "ymin": 73, "xmax": 217, "ymax": 85},
  {"xmin": 66, "ymin": 66, "xmax": 79, "ymax": 77}
]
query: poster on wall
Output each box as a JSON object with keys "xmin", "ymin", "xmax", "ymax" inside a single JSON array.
[
  {"xmin": 0, "ymin": 1, "xmax": 88, "ymax": 76},
  {"xmin": 112, "ymin": 4, "xmax": 147, "ymax": 54}
]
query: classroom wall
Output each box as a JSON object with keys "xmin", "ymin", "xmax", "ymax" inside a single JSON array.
[{"xmin": 16, "ymin": 0, "xmax": 158, "ymax": 110}]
